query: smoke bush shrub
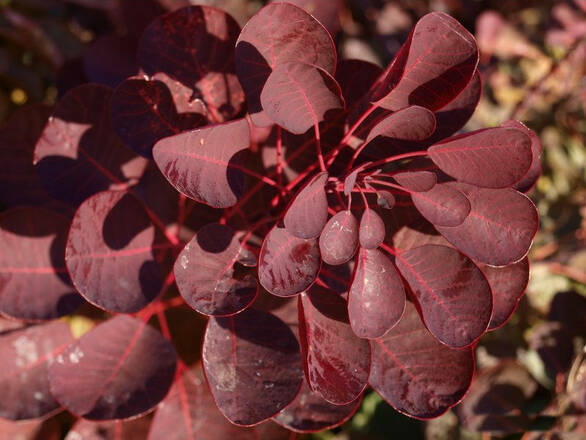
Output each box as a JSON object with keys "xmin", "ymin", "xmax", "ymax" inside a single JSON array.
[{"xmin": 0, "ymin": 1, "xmax": 541, "ymax": 437}]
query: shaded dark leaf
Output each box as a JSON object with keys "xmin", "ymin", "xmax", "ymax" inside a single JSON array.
[
  {"xmin": 335, "ymin": 59, "xmax": 382, "ymax": 109},
  {"xmin": 377, "ymin": 190, "xmax": 396, "ymax": 209},
  {"xmin": 83, "ymin": 35, "xmax": 138, "ymax": 88}
]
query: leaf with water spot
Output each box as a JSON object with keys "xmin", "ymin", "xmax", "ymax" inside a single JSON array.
[{"xmin": 319, "ymin": 211, "xmax": 359, "ymax": 265}]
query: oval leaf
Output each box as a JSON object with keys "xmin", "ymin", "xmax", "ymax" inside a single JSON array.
[
  {"xmin": 0, "ymin": 207, "xmax": 82, "ymax": 320},
  {"xmin": 343, "ymin": 170, "xmax": 358, "ymax": 196},
  {"xmin": 48, "ymin": 315, "xmax": 177, "ymax": 420},
  {"xmin": 377, "ymin": 190, "xmax": 396, "ymax": 209},
  {"xmin": 153, "ymin": 118, "xmax": 250, "ymax": 208},
  {"xmin": 428, "ymin": 127, "xmax": 533, "ymax": 188},
  {"xmin": 501, "ymin": 120, "xmax": 542, "ymax": 193},
  {"xmin": 348, "ymin": 248, "xmax": 406, "ymax": 339},
  {"xmin": 0, "ymin": 320, "xmax": 73, "ymax": 420},
  {"xmin": 395, "ymin": 244, "xmax": 492, "ymax": 347},
  {"xmin": 366, "ymin": 106, "xmax": 436, "ymax": 143},
  {"xmin": 203, "ymin": 307, "xmax": 303, "ymax": 425},
  {"xmin": 370, "ymin": 301, "xmax": 475, "ymax": 419},
  {"xmin": 319, "ymin": 210, "xmax": 359, "ymax": 265},
  {"xmin": 259, "ymin": 225, "xmax": 321, "ymax": 297},
  {"xmin": 298, "ymin": 287, "xmax": 371, "ymax": 404},
  {"xmin": 411, "ymin": 183, "xmax": 471, "ymax": 227},
  {"xmin": 174, "ymin": 223, "xmax": 258, "ymax": 316},
  {"xmin": 394, "ymin": 171, "xmax": 437, "ymax": 192},
  {"xmin": 66, "ymin": 190, "xmax": 163, "ymax": 313},
  {"xmin": 435, "ymin": 183, "xmax": 539, "ymax": 265},
  {"xmin": 261, "ymin": 62, "xmax": 343, "ymax": 134},
  {"xmin": 285, "ymin": 172, "xmax": 329, "ymax": 239},
  {"xmin": 359, "ymin": 209, "xmax": 385, "ymax": 249}
]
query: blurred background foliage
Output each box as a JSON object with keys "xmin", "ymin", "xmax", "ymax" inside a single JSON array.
[{"xmin": 0, "ymin": 0, "xmax": 584, "ymax": 439}]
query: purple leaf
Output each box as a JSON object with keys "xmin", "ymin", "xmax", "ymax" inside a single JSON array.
[
  {"xmin": 137, "ymin": 5, "xmax": 245, "ymax": 122},
  {"xmin": 235, "ymin": 2, "xmax": 336, "ymax": 125},
  {"xmin": 428, "ymin": 127, "xmax": 533, "ymax": 188},
  {"xmin": 0, "ymin": 320, "xmax": 73, "ymax": 420},
  {"xmin": 395, "ymin": 245, "xmax": 492, "ymax": 347},
  {"xmin": 284, "ymin": 172, "xmax": 329, "ymax": 239},
  {"xmin": 34, "ymin": 84, "xmax": 148, "ymax": 206},
  {"xmin": 48, "ymin": 315, "xmax": 177, "ymax": 420},
  {"xmin": 411, "ymin": 183, "xmax": 471, "ymax": 227},
  {"xmin": 373, "ymin": 12, "xmax": 478, "ymax": 112},
  {"xmin": 261, "ymin": 62, "xmax": 343, "ymax": 134},
  {"xmin": 319, "ymin": 210, "xmax": 359, "ymax": 265},
  {"xmin": 153, "ymin": 118, "xmax": 250, "ymax": 208},
  {"xmin": 343, "ymin": 170, "xmax": 359, "ymax": 196},
  {"xmin": 394, "ymin": 171, "xmax": 437, "ymax": 192},
  {"xmin": 377, "ymin": 191, "xmax": 396, "ymax": 209},
  {"xmin": 273, "ymin": 0, "xmax": 344, "ymax": 35},
  {"xmin": 370, "ymin": 301, "xmax": 474, "ymax": 419},
  {"xmin": 435, "ymin": 183, "xmax": 539, "ymax": 265},
  {"xmin": 174, "ymin": 223, "xmax": 258, "ymax": 316},
  {"xmin": 82, "ymin": 35, "xmax": 138, "ymax": 88},
  {"xmin": 501, "ymin": 120, "xmax": 542, "ymax": 193},
  {"xmin": 259, "ymin": 225, "xmax": 321, "ymax": 297},
  {"xmin": 272, "ymin": 379, "xmax": 361, "ymax": 433},
  {"xmin": 298, "ymin": 286, "xmax": 371, "ymax": 404},
  {"xmin": 359, "ymin": 209, "xmax": 385, "ymax": 249},
  {"xmin": 335, "ymin": 59, "xmax": 383, "ymax": 108},
  {"xmin": 202, "ymin": 307, "xmax": 303, "ymax": 425},
  {"xmin": 0, "ymin": 207, "xmax": 82, "ymax": 320},
  {"xmin": 65, "ymin": 190, "xmax": 163, "ymax": 313},
  {"xmin": 348, "ymin": 248, "xmax": 405, "ymax": 339},
  {"xmin": 366, "ymin": 106, "xmax": 436, "ymax": 143}
]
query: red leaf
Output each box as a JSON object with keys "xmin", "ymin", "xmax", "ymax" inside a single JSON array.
[
  {"xmin": 348, "ymin": 248, "xmax": 405, "ymax": 339},
  {"xmin": 259, "ymin": 225, "xmax": 321, "ymax": 297},
  {"xmin": 394, "ymin": 171, "xmax": 437, "ymax": 192},
  {"xmin": 235, "ymin": 2, "xmax": 336, "ymax": 126},
  {"xmin": 0, "ymin": 320, "xmax": 73, "ymax": 420},
  {"xmin": 359, "ymin": 209, "xmax": 385, "ymax": 249},
  {"xmin": 501, "ymin": 120, "xmax": 542, "ymax": 193},
  {"xmin": 202, "ymin": 307, "xmax": 303, "ymax": 426},
  {"xmin": 428, "ymin": 127, "xmax": 533, "ymax": 188},
  {"xmin": 261, "ymin": 62, "xmax": 343, "ymax": 134},
  {"xmin": 435, "ymin": 183, "xmax": 539, "ymax": 265},
  {"xmin": 370, "ymin": 301, "xmax": 474, "ymax": 419},
  {"xmin": 153, "ymin": 118, "xmax": 250, "ymax": 208},
  {"xmin": 174, "ymin": 223, "xmax": 258, "ymax": 316},
  {"xmin": 272, "ymin": 379, "xmax": 361, "ymax": 433},
  {"xmin": 137, "ymin": 6, "xmax": 245, "ymax": 122},
  {"xmin": 0, "ymin": 207, "xmax": 82, "ymax": 320},
  {"xmin": 65, "ymin": 190, "xmax": 163, "ymax": 313},
  {"xmin": 395, "ymin": 245, "xmax": 492, "ymax": 348},
  {"xmin": 411, "ymin": 183, "xmax": 471, "ymax": 227},
  {"xmin": 48, "ymin": 315, "xmax": 177, "ymax": 420},
  {"xmin": 284, "ymin": 172, "xmax": 329, "ymax": 239},
  {"xmin": 366, "ymin": 106, "xmax": 436, "ymax": 143},
  {"xmin": 273, "ymin": 0, "xmax": 344, "ymax": 35},
  {"xmin": 298, "ymin": 287, "xmax": 371, "ymax": 404},
  {"xmin": 343, "ymin": 170, "xmax": 358, "ymax": 196},
  {"xmin": 373, "ymin": 12, "xmax": 478, "ymax": 112},
  {"xmin": 34, "ymin": 84, "xmax": 148, "ymax": 206},
  {"xmin": 319, "ymin": 210, "xmax": 359, "ymax": 265}
]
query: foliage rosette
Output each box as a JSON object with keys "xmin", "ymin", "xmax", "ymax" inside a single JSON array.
[{"xmin": 0, "ymin": 2, "xmax": 541, "ymax": 437}]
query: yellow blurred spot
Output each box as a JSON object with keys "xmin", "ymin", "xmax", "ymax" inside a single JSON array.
[
  {"xmin": 65, "ymin": 315, "xmax": 96, "ymax": 338},
  {"xmin": 10, "ymin": 88, "xmax": 27, "ymax": 105}
]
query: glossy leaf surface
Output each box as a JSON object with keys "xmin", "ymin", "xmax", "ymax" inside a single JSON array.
[
  {"xmin": 153, "ymin": 118, "xmax": 250, "ymax": 208},
  {"xmin": 319, "ymin": 210, "xmax": 359, "ymax": 265},
  {"xmin": 48, "ymin": 315, "xmax": 177, "ymax": 420},
  {"xmin": 411, "ymin": 183, "xmax": 471, "ymax": 227},
  {"xmin": 359, "ymin": 209, "xmax": 385, "ymax": 249},
  {"xmin": 203, "ymin": 307, "xmax": 303, "ymax": 425},
  {"xmin": 174, "ymin": 223, "xmax": 258, "ymax": 316},
  {"xmin": 348, "ymin": 248, "xmax": 405, "ymax": 339},
  {"xmin": 66, "ymin": 190, "xmax": 163, "ymax": 313},
  {"xmin": 284, "ymin": 172, "xmax": 329, "ymax": 239}
]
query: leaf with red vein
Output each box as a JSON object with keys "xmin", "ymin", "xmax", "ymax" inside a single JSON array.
[
  {"xmin": 284, "ymin": 172, "xmax": 329, "ymax": 239},
  {"xmin": 373, "ymin": 12, "xmax": 478, "ymax": 112},
  {"xmin": 261, "ymin": 62, "xmax": 343, "ymax": 134},
  {"xmin": 259, "ymin": 225, "xmax": 321, "ymax": 297},
  {"xmin": 48, "ymin": 315, "xmax": 177, "ymax": 420},
  {"xmin": 395, "ymin": 244, "xmax": 492, "ymax": 347},
  {"xmin": 336, "ymin": 59, "xmax": 382, "ymax": 108},
  {"xmin": 0, "ymin": 207, "xmax": 82, "ymax": 320},
  {"xmin": 67, "ymin": 416, "xmax": 151, "ymax": 440},
  {"xmin": 0, "ymin": 320, "xmax": 74, "ymax": 420},
  {"xmin": 273, "ymin": 379, "xmax": 361, "ymax": 433},
  {"xmin": 174, "ymin": 223, "xmax": 258, "ymax": 316},
  {"xmin": 411, "ymin": 183, "xmax": 471, "ymax": 227},
  {"xmin": 435, "ymin": 183, "xmax": 539, "ymax": 266},
  {"xmin": 137, "ymin": 6, "xmax": 245, "ymax": 122},
  {"xmin": 370, "ymin": 301, "xmax": 474, "ymax": 419},
  {"xmin": 272, "ymin": 0, "xmax": 344, "ymax": 35},
  {"xmin": 110, "ymin": 76, "xmax": 207, "ymax": 159},
  {"xmin": 394, "ymin": 171, "xmax": 437, "ymax": 192},
  {"xmin": 481, "ymin": 258, "xmax": 529, "ymax": 330},
  {"xmin": 428, "ymin": 127, "xmax": 533, "ymax": 188},
  {"xmin": 500, "ymin": 120, "xmax": 542, "ymax": 193},
  {"xmin": 348, "ymin": 248, "xmax": 405, "ymax": 339},
  {"xmin": 319, "ymin": 210, "xmax": 359, "ymax": 265},
  {"xmin": 202, "ymin": 307, "xmax": 303, "ymax": 426},
  {"xmin": 34, "ymin": 84, "xmax": 148, "ymax": 206},
  {"xmin": 65, "ymin": 190, "xmax": 163, "ymax": 313},
  {"xmin": 298, "ymin": 286, "xmax": 371, "ymax": 404},
  {"xmin": 153, "ymin": 118, "xmax": 250, "ymax": 208},
  {"xmin": 235, "ymin": 2, "xmax": 336, "ymax": 126},
  {"xmin": 359, "ymin": 209, "xmax": 385, "ymax": 249},
  {"xmin": 366, "ymin": 106, "xmax": 436, "ymax": 143}
]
